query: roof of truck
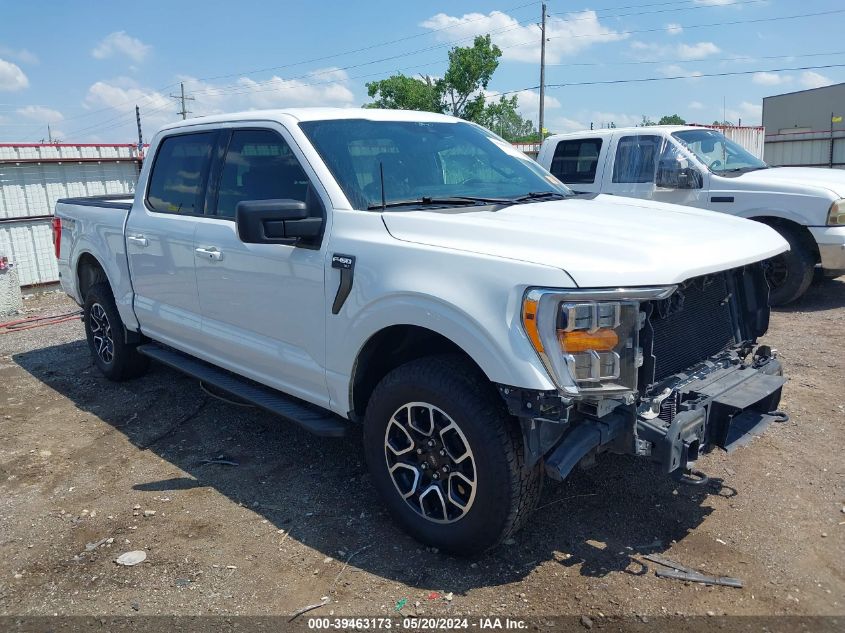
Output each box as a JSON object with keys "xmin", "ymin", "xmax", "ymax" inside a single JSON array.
[
  {"xmin": 544, "ymin": 125, "xmax": 708, "ymax": 141},
  {"xmin": 158, "ymin": 108, "xmax": 460, "ymax": 132}
]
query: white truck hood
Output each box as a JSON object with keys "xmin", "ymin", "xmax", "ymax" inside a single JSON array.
[
  {"xmin": 735, "ymin": 166, "xmax": 845, "ymax": 198},
  {"xmin": 381, "ymin": 194, "xmax": 789, "ymax": 287}
]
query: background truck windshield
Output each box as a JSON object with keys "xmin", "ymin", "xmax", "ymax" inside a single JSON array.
[
  {"xmin": 299, "ymin": 119, "xmax": 570, "ymax": 209},
  {"xmin": 672, "ymin": 129, "xmax": 767, "ymax": 174}
]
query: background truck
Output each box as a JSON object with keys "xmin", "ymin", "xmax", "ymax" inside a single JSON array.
[
  {"xmin": 537, "ymin": 126, "xmax": 845, "ymax": 305},
  {"xmin": 55, "ymin": 109, "xmax": 788, "ymax": 554}
]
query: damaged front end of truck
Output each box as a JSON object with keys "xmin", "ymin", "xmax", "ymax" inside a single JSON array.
[{"xmin": 500, "ymin": 263, "xmax": 786, "ymax": 483}]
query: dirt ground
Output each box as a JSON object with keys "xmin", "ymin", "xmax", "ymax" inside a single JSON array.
[{"xmin": 0, "ymin": 279, "xmax": 843, "ymax": 620}]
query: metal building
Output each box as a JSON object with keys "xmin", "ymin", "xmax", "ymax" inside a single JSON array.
[
  {"xmin": 0, "ymin": 144, "xmax": 142, "ymax": 286},
  {"xmin": 762, "ymin": 82, "xmax": 845, "ymax": 169}
]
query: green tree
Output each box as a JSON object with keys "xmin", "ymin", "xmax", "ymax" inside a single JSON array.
[
  {"xmin": 711, "ymin": 119, "xmax": 734, "ymax": 126},
  {"xmin": 364, "ymin": 74, "xmax": 443, "ymax": 112},
  {"xmin": 658, "ymin": 114, "xmax": 686, "ymax": 125},
  {"xmin": 442, "ymin": 35, "xmax": 501, "ymax": 119},
  {"xmin": 477, "ymin": 95, "xmax": 536, "ymax": 140}
]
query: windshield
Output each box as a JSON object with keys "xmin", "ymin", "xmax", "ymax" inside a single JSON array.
[
  {"xmin": 672, "ymin": 129, "xmax": 767, "ymax": 174},
  {"xmin": 299, "ymin": 119, "xmax": 572, "ymax": 210}
]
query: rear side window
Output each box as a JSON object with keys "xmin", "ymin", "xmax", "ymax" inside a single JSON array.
[
  {"xmin": 215, "ymin": 129, "xmax": 309, "ymax": 218},
  {"xmin": 612, "ymin": 135, "xmax": 661, "ymax": 183},
  {"xmin": 549, "ymin": 138, "xmax": 603, "ymax": 184},
  {"xmin": 146, "ymin": 132, "xmax": 215, "ymax": 214}
]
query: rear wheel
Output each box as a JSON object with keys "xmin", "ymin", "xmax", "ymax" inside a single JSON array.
[
  {"xmin": 763, "ymin": 227, "xmax": 815, "ymax": 306},
  {"xmin": 363, "ymin": 355, "xmax": 541, "ymax": 555},
  {"xmin": 83, "ymin": 283, "xmax": 149, "ymax": 381}
]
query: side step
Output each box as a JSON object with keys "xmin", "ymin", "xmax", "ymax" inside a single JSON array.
[{"xmin": 137, "ymin": 344, "xmax": 347, "ymax": 437}]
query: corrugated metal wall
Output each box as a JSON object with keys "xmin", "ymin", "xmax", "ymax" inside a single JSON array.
[
  {"xmin": 764, "ymin": 130, "xmax": 845, "ymax": 169},
  {"xmin": 714, "ymin": 126, "xmax": 766, "ymax": 160},
  {"xmin": 0, "ymin": 144, "xmax": 141, "ymax": 286}
]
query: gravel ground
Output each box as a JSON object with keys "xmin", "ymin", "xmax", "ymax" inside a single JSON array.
[{"xmin": 0, "ymin": 281, "xmax": 843, "ymax": 619}]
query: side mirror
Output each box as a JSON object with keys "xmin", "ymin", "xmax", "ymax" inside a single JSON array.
[
  {"xmin": 656, "ymin": 161, "xmax": 702, "ymax": 190},
  {"xmin": 236, "ymin": 199, "xmax": 323, "ymax": 244}
]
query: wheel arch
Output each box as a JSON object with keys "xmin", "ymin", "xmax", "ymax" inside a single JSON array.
[
  {"xmin": 76, "ymin": 251, "xmax": 111, "ymax": 300},
  {"xmin": 749, "ymin": 215, "xmax": 820, "ymax": 263},
  {"xmin": 350, "ymin": 324, "xmax": 492, "ymax": 421}
]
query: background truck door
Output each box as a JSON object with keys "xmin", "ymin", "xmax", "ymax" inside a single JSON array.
[
  {"xmin": 601, "ymin": 133, "xmax": 708, "ymax": 207},
  {"xmin": 546, "ymin": 136, "xmax": 606, "ymax": 194},
  {"xmin": 126, "ymin": 131, "xmax": 216, "ymax": 352},
  {"xmin": 192, "ymin": 126, "xmax": 330, "ymax": 408}
]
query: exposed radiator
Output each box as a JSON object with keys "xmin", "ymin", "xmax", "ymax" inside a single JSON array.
[{"xmin": 648, "ymin": 273, "xmax": 737, "ymax": 382}]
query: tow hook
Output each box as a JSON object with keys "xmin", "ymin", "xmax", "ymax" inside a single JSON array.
[{"xmin": 672, "ymin": 467, "xmax": 710, "ymax": 487}]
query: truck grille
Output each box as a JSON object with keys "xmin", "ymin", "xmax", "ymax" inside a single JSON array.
[{"xmin": 648, "ymin": 273, "xmax": 736, "ymax": 382}]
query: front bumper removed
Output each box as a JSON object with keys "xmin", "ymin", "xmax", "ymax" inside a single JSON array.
[{"xmin": 539, "ymin": 353, "xmax": 785, "ymax": 481}]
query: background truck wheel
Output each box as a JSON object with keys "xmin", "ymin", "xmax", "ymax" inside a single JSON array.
[
  {"xmin": 363, "ymin": 355, "xmax": 541, "ymax": 555},
  {"xmin": 83, "ymin": 283, "xmax": 149, "ymax": 381},
  {"xmin": 763, "ymin": 227, "xmax": 816, "ymax": 306}
]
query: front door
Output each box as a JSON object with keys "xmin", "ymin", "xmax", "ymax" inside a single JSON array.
[
  {"xmin": 193, "ymin": 127, "xmax": 330, "ymax": 408},
  {"xmin": 601, "ymin": 133, "xmax": 708, "ymax": 208},
  {"xmin": 126, "ymin": 131, "xmax": 216, "ymax": 352}
]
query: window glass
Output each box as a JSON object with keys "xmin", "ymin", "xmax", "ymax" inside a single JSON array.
[
  {"xmin": 611, "ymin": 135, "xmax": 661, "ymax": 184},
  {"xmin": 147, "ymin": 132, "xmax": 215, "ymax": 214},
  {"xmin": 216, "ymin": 129, "xmax": 309, "ymax": 218},
  {"xmin": 299, "ymin": 119, "xmax": 571, "ymax": 210},
  {"xmin": 550, "ymin": 138, "xmax": 603, "ymax": 184},
  {"xmin": 672, "ymin": 129, "xmax": 768, "ymax": 173}
]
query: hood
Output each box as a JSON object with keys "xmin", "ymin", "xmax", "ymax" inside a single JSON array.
[
  {"xmin": 734, "ymin": 166, "xmax": 845, "ymax": 198},
  {"xmin": 381, "ymin": 195, "xmax": 789, "ymax": 287}
]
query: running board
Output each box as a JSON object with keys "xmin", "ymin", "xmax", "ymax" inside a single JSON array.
[{"xmin": 137, "ymin": 344, "xmax": 347, "ymax": 437}]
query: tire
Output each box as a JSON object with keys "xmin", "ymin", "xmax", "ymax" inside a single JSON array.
[
  {"xmin": 763, "ymin": 227, "xmax": 816, "ymax": 306},
  {"xmin": 363, "ymin": 355, "xmax": 541, "ymax": 555},
  {"xmin": 83, "ymin": 282, "xmax": 149, "ymax": 381}
]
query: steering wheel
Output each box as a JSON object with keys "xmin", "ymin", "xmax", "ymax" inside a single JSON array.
[{"xmin": 709, "ymin": 159, "xmax": 723, "ymax": 170}]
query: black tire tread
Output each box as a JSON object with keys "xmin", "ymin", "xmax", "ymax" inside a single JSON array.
[
  {"xmin": 767, "ymin": 227, "xmax": 816, "ymax": 305},
  {"xmin": 365, "ymin": 354, "xmax": 541, "ymax": 552},
  {"xmin": 84, "ymin": 282, "xmax": 149, "ymax": 381}
]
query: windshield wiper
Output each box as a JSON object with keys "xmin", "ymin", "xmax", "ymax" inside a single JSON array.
[
  {"xmin": 511, "ymin": 191, "xmax": 569, "ymax": 203},
  {"xmin": 366, "ymin": 196, "xmax": 510, "ymax": 210}
]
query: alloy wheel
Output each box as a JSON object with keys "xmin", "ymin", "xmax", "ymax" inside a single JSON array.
[{"xmin": 89, "ymin": 303, "xmax": 114, "ymax": 364}]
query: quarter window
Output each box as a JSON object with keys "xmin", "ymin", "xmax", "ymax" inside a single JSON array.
[
  {"xmin": 612, "ymin": 135, "xmax": 661, "ymax": 184},
  {"xmin": 215, "ymin": 129, "xmax": 309, "ymax": 218},
  {"xmin": 147, "ymin": 132, "xmax": 215, "ymax": 214},
  {"xmin": 549, "ymin": 138, "xmax": 603, "ymax": 184}
]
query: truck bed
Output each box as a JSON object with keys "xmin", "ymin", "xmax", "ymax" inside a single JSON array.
[{"xmin": 56, "ymin": 194, "xmax": 134, "ymax": 210}]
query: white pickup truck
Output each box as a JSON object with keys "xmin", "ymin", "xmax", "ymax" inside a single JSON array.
[
  {"xmin": 55, "ymin": 109, "xmax": 789, "ymax": 554},
  {"xmin": 537, "ymin": 126, "xmax": 845, "ymax": 305}
]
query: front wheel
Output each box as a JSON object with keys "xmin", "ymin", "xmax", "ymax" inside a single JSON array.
[
  {"xmin": 363, "ymin": 355, "xmax": 541, "ymax": 555},
  {"xmin": 763, "ymin": 227, "xmax": 816, "ymax": 306}
]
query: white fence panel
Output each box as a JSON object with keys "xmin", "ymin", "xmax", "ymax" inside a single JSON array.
[{"xmin": 0, "ymin": 219, "xmax": 58, "ymax": 286}]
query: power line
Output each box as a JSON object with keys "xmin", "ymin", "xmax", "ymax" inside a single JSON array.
[
  {"xmin": 545, "ymin": 49, "xmax": 845, "ymax": 68},
  {"xmin": 551, "ymin": 0, "xmax": 770, "ymax": 19},
  {"xmin": 170, "ymin": 82, "xmax": 195, "ymax": 120}
]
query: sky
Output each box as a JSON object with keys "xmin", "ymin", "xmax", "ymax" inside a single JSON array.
[{"xmin": 1, "ymin": 0, "xmax": 844, "ymax": 143}]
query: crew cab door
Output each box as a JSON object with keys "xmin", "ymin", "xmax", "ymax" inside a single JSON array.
[
  {"xmin": 126, "ymin": 131, "xmax": 216, "ymax": 351},
  {"xmin": 545, "ymin": 136, "xmax": 606, "ymax": 194},
  {"xmin": 192, "ymin": 126, "xmax": 331, "ymax": 408},
  {"xmin": 601, "ymin": 133, "xmax": 709, "ymax": 207}
]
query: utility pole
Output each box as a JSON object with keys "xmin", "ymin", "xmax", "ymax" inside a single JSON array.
[
  {"xmin": 47, "ymin": 124, "xmax": 53, "ymax": 143},
  {"xmin": 170, "ymin": 82, "xmax": 194, "ymax": 120},
  {"xmin": 135, "ymin": 105, "xmax": 144, "ymax": 162},
  {"xmin": 538, "ymin": 2, "xmax": 547, "ymax": 143}
]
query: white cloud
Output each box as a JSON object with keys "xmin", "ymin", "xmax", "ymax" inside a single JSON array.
[
  {"xmin": 676, "ymin": 42, "xmax": 720, "ymax": 60},
  {"xmin": 498, "ymin": 89, "xmax": 560, "ymax": 123},
  {"xmin": 799, "ymin": 70, "xmax": 832, "ymax": 89},
  {"xmin": 725, "ymin": 101, "xmax": 763, "ymax": 125},
  {"xmin": 16, "ymin": 105, "xmax": 64, "ymax": 123},
  {"xmin": 666, "ymin": 23, "xmax": 683, "ymax": 36},
  {"xmin": 0, "ymin": 46, "xmax": 38, "ymax": 65},
  {"xmin": 231, "ymin": 67, "xmax": 356, "ymax": 109},
  {"xmin": 688, "ymin": 101, "xmax": 705, "ymax": 110},
  {"xmin": 0, "ymin": 58, "xmax": 28, "ymax": 91},
  {"xmin": 752, "ymin": 72, "xmax": 792, "ymax": 86},
  {"xmin": 420, "ymin": 10, "xmax": 626, "ymax": 64},
  {"xmin": 92, "ymin": 31, "xmax": 151, "ymax": 63},
  {"xmin": 659, "ymin": 64, "xmax": 702, "ymax": 78},
  {"xmin": 630, "ymin": 40, "xmax": 719, "ymax": 61},
  {"xmin": 693, "ymin": 0, "xmax": 738, "ymax": 5}
]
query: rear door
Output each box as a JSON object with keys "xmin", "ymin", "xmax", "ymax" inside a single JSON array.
[
  {"xmin": 192, "ymin": 126, "xmax": 331, "ymax": 408},
  {"xmin": 126, "ymin": 131, "xmax": 216, "ymax": 352},
  {"xmin": 546, "ymin": 136, "xmax": 606, "ymax": 193}
]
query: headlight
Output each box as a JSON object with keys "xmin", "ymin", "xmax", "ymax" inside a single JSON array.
[
  {"xmin": 522, "ymin": 287, "xmax": 676, "ymax": 397},
  {"xmin": 828, "ymin": 199, "xmax": 845, "ymax": 225}
]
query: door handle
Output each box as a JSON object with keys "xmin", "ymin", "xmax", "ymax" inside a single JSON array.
[
  {"xmin": 195, "ymin": 247, "xmax": 223, "ymax": 261},
  {"xmin": 127, "ymin": 235, "xmax": 148, "ymax": 247}
]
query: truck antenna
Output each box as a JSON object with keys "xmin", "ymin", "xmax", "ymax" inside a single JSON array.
[{"xmin": 380, "ymin": 161, "xmax": 386, "ymax": 211}]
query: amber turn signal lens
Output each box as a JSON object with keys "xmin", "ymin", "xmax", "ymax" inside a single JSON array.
[
  {"xmin": 522, "ymin": 297, "xmax": 544, "ymax": 354},
  {"xmin": 557, "ymin": 328, "xmax": 619, "ymax": 353}
]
